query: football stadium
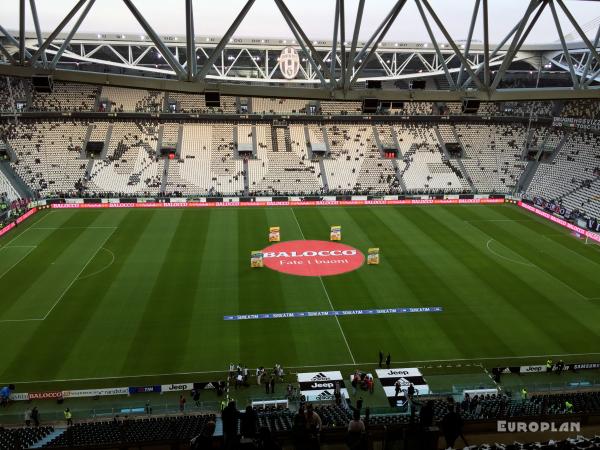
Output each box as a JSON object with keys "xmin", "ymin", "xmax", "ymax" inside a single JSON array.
[{"xmin": 1, "ymin": 0, "xmax": 600, "ymax": 449}]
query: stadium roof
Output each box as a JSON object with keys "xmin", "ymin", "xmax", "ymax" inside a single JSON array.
[{"xmin": 1, "ymin": 0, "xmax": 600, "ymax": 101}]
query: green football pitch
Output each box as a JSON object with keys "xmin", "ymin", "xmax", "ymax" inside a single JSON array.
[{"xmin": 0, "ymin": 203, "xmax": 599, "ymax": 390}]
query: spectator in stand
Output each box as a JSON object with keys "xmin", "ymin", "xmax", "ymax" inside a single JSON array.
[
  {"xmin": 0, "ymin": 384, "xmax": 14, "ymax": 407},
  {"xmin": 419, "ymin": 400, "xmax": 434, "ymax": 428},
  {"xmin": 441, "ymin": 404, "xmax": 464, "ymax": 449},
  {"xmin": 292, "ymin": 404, "xmax": 308, "ymax": 450},
  {"xmin": 347, "ymin": 410, "xmax": 366, "ymax": 450},
  {"xmin": 257, "ymin": 426, "xmax": 282, "ymax": 450},
  {"xmin": 31, "ymin": 406, "xmax": 40, "ymax": 427},
  {"xmin": 222, "ymin": 400, "xmax": 240, "ymax": 449},
  {"xmin": 240, "ymin": 405, "xmax": 258, "ymax": 439},
  {"xmin": 305, "ymin": 404, "xmax": 322, "ymax": 449}
]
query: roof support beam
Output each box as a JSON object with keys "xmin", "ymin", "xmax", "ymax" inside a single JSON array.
[
  {"xmin": 196, "ymin": 0, "xmax": 254, "ymax": 81},
  {"xmin": 415, "ymin": 0, "xmax": 455, "ymax": 89},
  {"xmin": 28, "ymin": 0, "xmax": 88, "ymax": 66},
  {"xmin": 549, "ymin": 0, "xmax": 579, "ymax": 88},
  {"xmin": 482, "ymin": 0, "xmax": 490, "ymax": 87},
  {"xmin": 330, "ymin": 0, "xmax": 340, "ymax": 87},
  {"xmin": 556, "ymin": 0, "xmax": 600, "ymax": 88},
  {"xmin": 350, "ymin": 0, "xmax": 407, "ymax": 86},
  {"xmin": 185, "ymin": 0, "xmax": 197, "ymax": 81},
  {"xmin": 339, "ymin": 0, "xmax": 346, "ymax": 90},
  {"xmin": 489, "ymin": 0, "xmax": 541, "ymax": 91},
  {"xmin": 122, "ymin": 0, "xmax": 185, "ymax": 79},
  {"xmin": 344, "ymin": 0, "xmax": 365, "ymax": 92},
  {"xmin": 0, "ymin": 42, "xmax": 17, "ymax": 64},
  {"xmin": 580, "ymin": 25, "xmax": 600, "ymax": 84},
  {"xmin": 274, "ymin": 0, "xmax": 333, "ymax": 85},
  {"xmin": 457, "ymin": 0, "xmax": 481, "ymax": 87},
  {"xmin": 51, "ymin": 0, "xmax": 96, "ymax": 69},
  {"xmin": 420, "ymin": 0, "xmax": 486, "ymax": 91},
  {"xmin": 29, "ymin": 0, "xmax": 47, "ymax": 65},
  {"xmin": 19, "ymin": 0, "xmax": 25, "ymax": 64}
]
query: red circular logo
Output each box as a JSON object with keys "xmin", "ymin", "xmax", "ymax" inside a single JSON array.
[{"xmin": 262, "ymin": 240, "xmax": 365, "ymax": 277}]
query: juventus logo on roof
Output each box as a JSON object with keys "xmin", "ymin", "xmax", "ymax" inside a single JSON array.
[{"xmin": 279, "ymin": 47, "xmax": 300, "ymax": 80}]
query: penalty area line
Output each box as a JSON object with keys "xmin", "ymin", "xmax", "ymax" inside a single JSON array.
[{"xmin": 290, "ymin": 207, "xmax": 357, "ymax": 365}]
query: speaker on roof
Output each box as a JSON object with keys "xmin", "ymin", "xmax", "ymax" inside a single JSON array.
[
  {"xmin": 366, "ymin": 80, "xmax": 382, "ymax": 89},
  {"xmin": 410, "ymin": 80, "xmax": 426, "ymax": 90},
  {"xmin": 462, "ymin": 99, "xmax": 480, "ymax": 114},
  {"xmin": 32, "ymin": 75, "xmax": 53, "ymax": 93},
  {"xmin": 205, "ymin": 91, "xmax": 220, "ymax": 108}
]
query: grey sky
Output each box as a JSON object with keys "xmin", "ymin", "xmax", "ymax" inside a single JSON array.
[{"xmin": 2, "ymin": 0, "xmax": 599, "ymax": 44}]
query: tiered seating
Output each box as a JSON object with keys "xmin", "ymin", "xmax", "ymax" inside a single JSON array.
[
  {"xmin": 397, "ymin": 102, "xmax": 433, "ymax": 115},
  {"xmin": 0, "ymin": 77, "xmax": 28, "ymax": 112},
  {"xmin": 249, "ymin": 125, "xmax": 322, "ymax": 195},
  {"xmin": 0, "ymin": 425, "xmax": 53, "ymax": 449},
  {"xmin": 161, "ymin": 123, "xmax": 179, "ymax": 146},
  {"xmin": 527, "ymin": 130, "xmax": 600, "ymax": 218},
  {"xmin": 166, "ymin": 123, "xmax": 243, "ymax": 196},
  {"xmin": 100, "ymin": 87, "xmax": 164, "ymax": 112},
  {"xmin": 561, "ymin": 99, "xmax": 600, "ymax": 119},
  {"xmin": 87, "ymin": 122, "xmax": 108, "ymax": 145},
  {"xmin": 86, "ymin": 121, "xmax": 164, "ymax": 195},
  {"xmin": 455, "ymin": 123, "xmax": 528, "ymax": 193},
  {"xmin": 253, "ymin": 98, "xmax": 307, "ymax": 114},
  {"xmin": 237, "ymin": 124, "xmax": 253, "ymax": 147},
  {"xmin": 44, "ymin": 415, "xmax": 215, "ymax": 448},
  {"xmin": 458, "ymin": 435, "xmax": 600, "ymax": 450},
  {"xmin": 395, "ymin": 124, "xmax": 469, "ymax": 193},
  {"xmin": 168, "ymin": 93, "xmax": 237, "ymax": 114},
  {"xmin": 322, "ymin": 125, "xmax": 374, "ymax": 193},
  {"xmin": 31, "ymin": 82, "xmax": 98, "ymax": 112},
  {"xmin": 0, "ymin": 170, "xmax": 20, "ymax": 202},
  {"xmin": 2, "ymin": 120, "xmax": 88, "ymax": 196},
  {"xmin": 320, "ymin": 101, "xmax": 362, "ymax": 115},
  {"xmin": 501, "ymin": 101, "xmax": 553, "ymax": 117}
]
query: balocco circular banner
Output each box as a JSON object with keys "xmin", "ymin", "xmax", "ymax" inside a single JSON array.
[{"xmin": 261, "ymin": 240, "xmax": 365, "ymax": 277}]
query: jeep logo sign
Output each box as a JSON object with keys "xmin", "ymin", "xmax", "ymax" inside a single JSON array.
[
  {"xmin": 279, "ymin": 47, "xmax": 300, "ymax": 80},
  {"xmin": 311, "ymin": 382, "xmax": 334, "ymax": 389}
]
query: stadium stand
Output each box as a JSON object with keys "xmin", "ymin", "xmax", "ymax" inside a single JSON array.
[
  {"xmin": 395, "ymin": 124, "xmax": 469, "ymax": 193},
  {"xmin": 320, "ymin": 101, "xmax": 362, "ymax": 115},
  {"xmin": 0, "ymin": 426, "xmax": 54, "ymax": 449},
  {"xmin": 0, "ymin": 169, "xmax": 20, "ymax": 202},
  {"xmin": 168, "ymin": 93, "xmax": 237, "ymax": 114},
  {"xmin": 455, "ymin": 124, "xmax": 529, "ymax": 194},
  {"xmin": 30, "ymin": 82, "xmax": 98, "ymax": 112},
  {"xmin": 100, "ymin": 86, "xmax": 164, "ymax": 113},
  {"xmin": 253, "ymin": 97, "xmax": 307, "ymax": 115},
  {"xmin": 86, "ymin": 121, "xmax": 164, "ymax": 196},
  {"xmin": 561, "ymin": 99, "xmax": 600, "ymax": 119},
  {"xmin": 526, "ymin": 129, "xmax": 600, "ymax": 218},
  {"xmin": 2, "ymin": 120, "xmax": 88, "ymax": 196},
  {"xmin": 166, "ymin": 123, "xmax": 244, "ymax": 196},
  {"xmin": 43, "ymin": 414, "xmax": 216, "ymax": 448}
]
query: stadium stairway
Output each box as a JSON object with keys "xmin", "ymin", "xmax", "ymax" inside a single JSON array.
[
  {"xmin": 242, "ymin": 158, "xmax": 249, "ymax": 195},
  {"xmin": 99, "ymin": 124, "xmax": 113, "ymax": 160},
  {"xmin": 434, "ymin": 125, "xmax": 476, "ymax": 193},
  {"xmin": 29, "ymin": 427, "xmax": 66, "ymax": 448},
  {"xmin": 318, "ymin": 158, "xmax": 330, "ymax": 192},
  {"xmin": 392, "ymin": 159, "xmax": 408, "ymax": 194},
  {"xmin": 160, "ymin": 157, "xmax": 169, "ymax": 195},
  {"xmin": 371, "ymin": 127, "xmax": 387, "ymax": 158},
  {"xmin": 0, "ymin": 160, "xmax": 34, "ymax": 198}
]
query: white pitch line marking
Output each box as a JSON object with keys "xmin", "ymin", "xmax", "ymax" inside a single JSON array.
[
  {"xmin": 41, "ymin": 228, "xmax": 118, "ymax": 320},
  {"xmin": 0, "ymin": 210, "xmax": 54, "ymax": 249},
  {"xmin": 0, "ymin": 246, "xmax": 37, "ymax": 280},
  {"xmin": 5, "ymin": 352, "xmax": 600, "ymax": 385},
  {"xmin": 486, "ymin": 239, "xmax": 534, "ymax": 267},
  {"xmin": 290, "ymin": 207, "xmax": 357, "ymax": 365}
]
